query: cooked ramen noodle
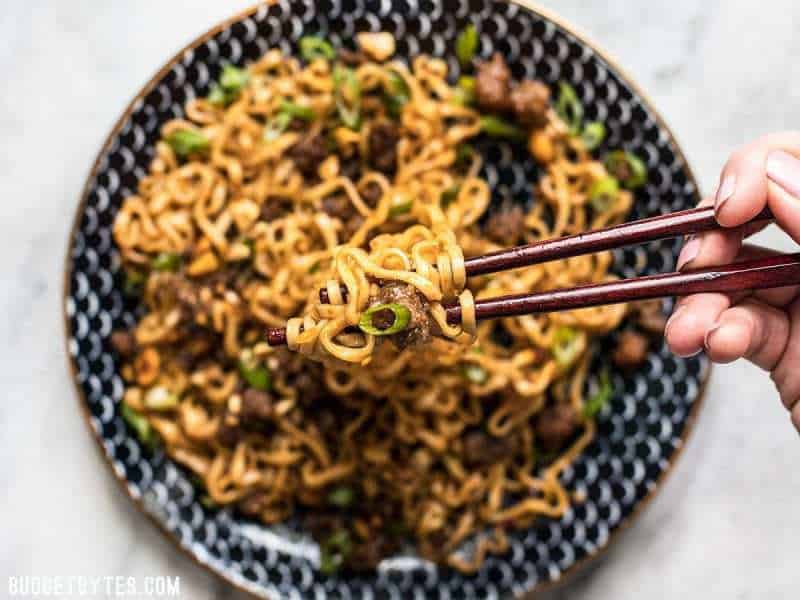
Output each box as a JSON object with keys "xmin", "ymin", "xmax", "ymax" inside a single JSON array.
[{"xmin": 111, "ymin": 31, "xmax": 663, "ymax": 573}]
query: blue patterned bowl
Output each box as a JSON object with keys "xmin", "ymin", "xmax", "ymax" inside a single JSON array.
[{"xmin": 64, "ymin": 1, "xmax": 708, "ymax": 597}]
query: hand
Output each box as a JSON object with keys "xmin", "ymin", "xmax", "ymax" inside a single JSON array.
[{"xmin": 665, "ymin": 132, "xmax": 800, "ymax": 434}]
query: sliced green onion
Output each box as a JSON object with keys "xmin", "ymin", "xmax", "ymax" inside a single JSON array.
[
  {"xmin": 238, "ymin": 349, "xmax": 272, "ymax": 391},
  {"xmin": 450, "ymin": 89, "xmax": 472, "ymax": 106},
  {"xmin": 458, "ymin": 76, "xmax": 476, "ymax": 92},
  {"xmin": 299, "ymin": 36, "xmax": 336, "ymax": 61},
  {"xmin": 387, "ymin": 72, "xmax": 409, "ymax": 96},
  {"xmin": 144, "ymin": 386, "xmax": 179, "ymax": 411},
  {"xmin": 328, "ymin": 530, "xmax": 352, "ymax": 552},
  {"xmin": 308, "ymin": 260, "xmax": 322, "ymax": 274},
  {"xmin": 219, "ymin": 63, "xmax": 250, "ymax": 93},
  {"xmin": 206, "ymin": 83, "xmax": 228, "ymax": 106},
  {"xmin": 441, "ymin": 185, "xmax": 460, "ymax": 207},
  {"xmin": 462, "ymin": 363, "xmax": 488, "ymax": 384},
  {"xmin": 150, "ymin": 252, "xmax": 181, "ymax": 272},
  {"xmin": 122, "ymin": 269, "xmax": 145, "ymax": 296},
  {"xmin": 456, "ymin": 24, "xmax": 479, "ymax": 68},
  {"xmin": 388, "ymin": 195, "xmax": 412, "ymax": 217},
  {"xmin": 451, "ymin": 76, "xmax": 476, "ymax": 106},
  {"xmin": 581, "ymin": 121, "xmax": 606, "ymax": 151},
  {"xmin": 334, "ymin": 65, "xmax": 362, "ymax": 130},
  {"xmin": 121, "ymin": 403, "xmax": 153, "ymax": 446},
  {"xmin": 588, "ymin": 176, "xmax": 620, "ymax": 212},
  {"xmin": 455, "ymin": 143, "xmax": 475, "ymax": 165},
  {"xmin": 319, "ymin": 530, "xmax": 352, "ymax": 575},
  {"xmin": 327, "ymin": 485, "xmax": 355, "ymax": 508},
  {"xmin": 480, "ymin": 115, "xmax": 525, "ymax": 141},
  {"xmin": 280, "ymin": 100, "xmax": 316, "ymax": 121},
  {"xmin": 583, "ymin": 369, "xmax": 613, "ymax": 418},
  {"xmin": 383, "ymin": 72, "xmax": 410, "ymax": 117},
  {"xmin": 319, "ymin": 550, "xmax": 342, "ymax": 575},
  {"xmin": 556, "ymin": 82, "xmax": 584, "ymax": 135},
  {"xmin": 166, "ymin": 130, "xmax": 210, "ymax": 158},
  {"xmin": 263, "ymin": 112, "xmax": 293, "ymax": 142},
  {"xmin": 552, "ymin": 326, "xmax": 581, "ymax": 367},
  {"xmin": 384, "ymin": 94, "xmax": 407, "ymax": 118},
  {"xmin": 199, "ymin": 494, "xmax": 218, "ymax": 510},
  {"xmin": 206, "ymin": 64, "xmax": 250, "ymax": 106},
  {"xmin": 358, "ymin": 303, "xmax": 411, "ymax": 336},
  {"xmin": 264, "ymin": 99, "xmax": 316, "ymax": 143},
  {"xmin": 604, "ymin": 150, "xmax": 647, "ymax": 189}
]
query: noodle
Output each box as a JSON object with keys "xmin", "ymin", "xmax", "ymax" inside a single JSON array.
[{"xmin": 111, "ymin": 33, "xmax": 644, "ymax": 573}]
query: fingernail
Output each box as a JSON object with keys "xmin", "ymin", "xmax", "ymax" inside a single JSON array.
[
  {"xmin": 703, "ymin": 321, "xmax": 721, "ymax": 349},
  {"xmin": 664, "ymin": 305, "xmax": 702, "ymax": 358},
  {"xmin": 715, "ymin": 174, "xmax": 736, "ymax": 210},
  {"xmin": 676, "ymin": 235, "xmax": 701, "ymax": 270},
  {"xmin": 766, "ymin": 150, "xmax": 800, "ymax": 198},
  {"xmin": 664, "ymin": 304, "xmax": 685, "ymax": 338}
]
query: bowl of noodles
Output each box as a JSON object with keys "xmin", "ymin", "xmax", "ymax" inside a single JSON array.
[{"xmin": 64, "ymin": 1, "xmax": 709, "ymax": 597}]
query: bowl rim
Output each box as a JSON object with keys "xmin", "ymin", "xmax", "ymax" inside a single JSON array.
[{"xmin": 61, "ymin": 1, "xmax": 708, "ymax": 598}]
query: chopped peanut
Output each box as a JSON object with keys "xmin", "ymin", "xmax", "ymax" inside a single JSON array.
[
  {"xmin": 144, "ymin": 385, "xmax": 178, "ymax": 410},
  {"xmin": 193, "ymin": 237, "xmax": 212, "ymax": 255},
  {"xmin": 230, "ymin": 199, "xmax": 260, "ymax": 231},
  {"xmin": 333, "ymin": 126, "xmax": 360, "ymax": 154},
  {"xmin": 187, "ymin": 251, "xmax": 220, "ymax": 276},
  {"xmin": 134, "ymin": 347, "xmax": 161, "ymax": 386},
  {"xmin": 353, "ymin": 519, "xmax": 371, "ymax": 540},
  {"xmin": 318, "ymin": 155, "xmax": 340, "ymax": 180},
  {"xmin": 226, "ymin": 242, "xmax": 251, "ymax": 262},
  {"xmin": 274, "ymin": 398, "xmax": 295, "ymax": 416},
  {"xmin": 227, "ymin": 394, "xmax": 242, "ymax": 415},
  {"xmin": 528, "ymin": 129, "xmax": 554, "ymax": 164},
  {"xmin": 121, "ymin": 364, "xmax": 136, "ymax": 383},
  {"xmin": 123, "ymin": 387, "xmax": 145, "ymax": 412},
  {"xmin": 356, "ymin": 32, "xmax": 396, "ymax": 62}
]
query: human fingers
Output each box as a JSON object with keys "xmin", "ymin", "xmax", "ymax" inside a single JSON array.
[
  {"xmin": 714, "ymin": 132, "xmax": 800, "ymax": 245},
  {"xmin": 703, "ymin": 299, "xmax": 790, "ymax": 369},
  {"xmin": 665, "ymin": 293, "xmax": 730, "ymax": 357},
  {"xmin": 674, "ymin": 195, "xmax": 743, "ymax": 272}
]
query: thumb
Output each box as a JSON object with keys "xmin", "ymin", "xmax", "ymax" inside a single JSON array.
[
  {"xmin": 714, "ymin": 131, "xmax": 800, "ymax": 244},
  {"xmin": 765, "ymin": 150, "xmax": 800, "ymax": 244}
]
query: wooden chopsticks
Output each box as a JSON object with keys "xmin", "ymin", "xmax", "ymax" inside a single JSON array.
[
  {"xmin": 266, "ymin": 205, "xmax": 782, "ymax": 347},
  {"xmin": 442, "ymin": 251, "xmax": 800, "ymax": 325},
  {"xmin": 462, "ymin": 204, "xmax": 773, "ymax": 276}
]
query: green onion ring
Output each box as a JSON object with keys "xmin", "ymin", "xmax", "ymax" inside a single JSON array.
[{"xmin": 358, "ymin": 303, "xmax": 412, "ymax": 336}]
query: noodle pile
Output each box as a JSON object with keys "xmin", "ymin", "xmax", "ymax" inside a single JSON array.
[{"xmin": 112, "ymin": 33, "xmax": 645, "ymax": 573}]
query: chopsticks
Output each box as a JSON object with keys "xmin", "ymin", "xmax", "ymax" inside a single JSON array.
[
  {"xmin": 463, "ymin": 204, "xmax": 773, "ymax": 276},
  {"xmin": 265, "ymin": 205, "xmax": 779, "ymax": 346},
  {"xmin": 442, "ymin": 252, "xmax": 800, "ymax": 325}
]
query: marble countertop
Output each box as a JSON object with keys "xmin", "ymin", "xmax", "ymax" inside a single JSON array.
[{"xmin": 2, "ymin": 1, "xmax": 798, "ymax": 598}]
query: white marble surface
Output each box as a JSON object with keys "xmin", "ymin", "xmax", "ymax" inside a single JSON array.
[{"xmin": 1, "ymin": 1, "xmax": 798, "ymax": 598}]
